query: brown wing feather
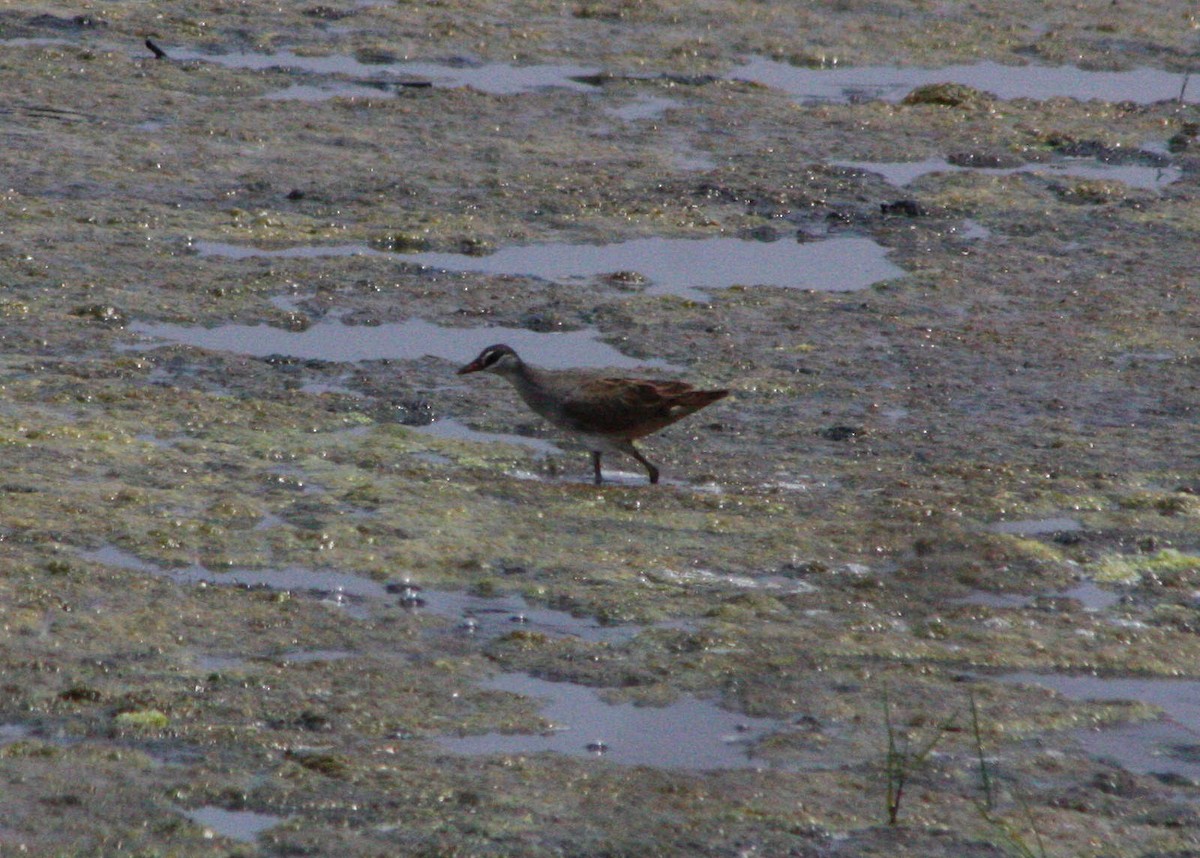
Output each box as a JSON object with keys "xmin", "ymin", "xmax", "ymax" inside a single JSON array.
[{"xmin": 560, "ymin": 377, "xmax": 728, "ymax": 437}]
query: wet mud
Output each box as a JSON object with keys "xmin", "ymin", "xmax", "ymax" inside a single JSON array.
[{"xmin": 1, "ymin": 1, "xmax": 1199, "ymax": 855}]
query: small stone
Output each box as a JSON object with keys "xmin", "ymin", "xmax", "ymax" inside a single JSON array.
[
  {"xmin": 901, "ymin": 82, "xmax": 990, "ymax": 107},
  {"xmin": 880, "ymin": 199, "xmax": 925, "ymax": 217},
  {"xmin": 70, "ymin": 304, "xmax": 127, "ymax": 326},
  {"xmin": 817, "ymin": 424, "xmax": 865, "ymax": 441},
  {"xmin": 386, "ymin": 581, "xmax": 422, "ymax": 594}
]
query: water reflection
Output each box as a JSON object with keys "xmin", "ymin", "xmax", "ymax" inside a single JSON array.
[
  {"xmin": 987, "ymin": 516, "xmax": 1082, "ymax": 536},
  {"xmin": 958, "ymin": 580, "xmax": 1121, "ymax": 611},
  {"xmin": 182, "ymin": 806, "xmax": 287, "ymax": 843},
  {"xmin": 190, "ymin": 235, "xmax": 906, "ymax": 299},
  {"xmin": 413, "ymin": 418, "xmax": 562, "ymax": 457},
  {"xmin": 0, "ymin": 724, "xmax": 32, "ymax": 745},
  {"xmin": 607, "ymin": 94, "xmax": 679, "ymax": 121},
  {"xmin": 81, "ymin": 545, "xmax": 638, "ymax": 641},
  {"xmin": 839, "ymin": 157, "xmax": 1181, "ymax": 190},
  {"xmin": 439, "ymin": 672, "xmax": 779, "ymax": 769},
  {"xmin": 735, "ymin": 57, "xmax": 1196, "ymax": 104},
  {"xmin": 129, "ymin": 317, "xmax": 668, "ymax": 370},
  {"xmin": 166, "ymin": 48, "xmax": 599, "ymax": 95},
  {"xmin": 1000, "ymin": 672, "xmax": 1200, "ymax": 780}
]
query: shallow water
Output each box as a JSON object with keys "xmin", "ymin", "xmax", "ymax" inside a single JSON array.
[
  {"xmin": 958, "ymin": 580, "xmax": 1121, "ymax": 611},
  {"xmin": 129, "ymin": 316, "xmax": 671, "ymax": 370},
  {"xmin": 670, "ymin": 141, "xmax": 719, "ymax": 171},
  {"xmin": 413, "ymin": 418, "xmax": 562, "ymax": 456},
  {"xmin": 1076, "ymin": 719, "xmax": 1200, "ymax": 781},
  {"xmin": 165, "ymin": 48, "xmax": 599, "ymax": 95},
  {"xmin": 9, "ymin": 36, "xmax": 1194, "ymax": 105},
  {"xmin": 1000, "ymin": 672, "xmax": 1200, "ymax": 779},
  {"xmin": 279, "ymin": 648, "xmax": 356, "ymax": 664},
  {"xmin": 438, "ymin": 672, "xmax": 779, "ymax": 769},
  {"xmin": 1002, "ymin": 673, "xmax": 1200, "ymax": 728},
  {"xmin": 83, "ymin": 545, "xmax": 389, "ymax": 618},
  {"xmin": 607, "ymin": 94, "xmax": 680, "ymax": 121},
  {"xmin": 1055, "ymin": 581, "xmax": 1122, "ymax": 611},
  {"xmin": 953, "ymin": 220, "xmax": 992, "ymax": 240},
  {"xmin": 416, "ymin": 589, "xmax": 639, "ymax": 644},
  {"xmin": 191, "ymin": 235, "xmax": 905, "ymax": 300},
  {"xmin": 262, "ymin": 82, "xmax": 392, "ymax": 101},
  {"xmin": 0, "ymin": 724, "xmax": 32, "ymax": 745},
  {"xmin": 81, "ymin": 545, "xmax": 636, "ymax": 641},
  {"xmin": 736, "ymin": 58, "xmax": 1196, "ymax": 104},
  {"xmin": 194, "ymin": 653, "xmax": 252, "ymax": 673},
  {"xmin": 839, "ymin": 157, "xmax": 1181, "ymax": 190},
  {"xmin": 182, "ymin": 806, "xmax": 287, "ymax": 843},
  {"xmin": 987, "ymin": 516, "xmax": 1082, "ymax": 536}
]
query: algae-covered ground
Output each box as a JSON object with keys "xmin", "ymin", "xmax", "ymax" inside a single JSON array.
[{"xmin": 1, "ymin": 1, "xmax": 1199, "ymax": 855}]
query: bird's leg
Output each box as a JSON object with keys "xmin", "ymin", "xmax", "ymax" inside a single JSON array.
[
  {"xmin": 626, "ymin": 442, "xmax": 660, "ymax": 485},
  {"xmin": 592, "ymin": 451, "xmax": 603, "ymax": 485}
]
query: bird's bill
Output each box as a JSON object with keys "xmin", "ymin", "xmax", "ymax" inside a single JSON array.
[{"xmin": 456, "ymin": 358, "xmax": 485, "ymax": 375}]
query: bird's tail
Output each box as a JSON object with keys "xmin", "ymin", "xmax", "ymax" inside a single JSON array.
[{"xmin": 674, "ymin": 389, "xmax": 730, "ymax": 412}]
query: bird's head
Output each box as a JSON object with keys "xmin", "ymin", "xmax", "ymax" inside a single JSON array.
[{"xmin": 457, "ymin": 343, "xmax": 521, "ymax": 376}]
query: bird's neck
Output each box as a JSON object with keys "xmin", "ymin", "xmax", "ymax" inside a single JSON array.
[
  {"xmin": 500, "ymin": 360, "xmax": 539, "ymax": 392},
  {"xmin": 500, "ymin": 363, "xmax": 556, "ymax": 413}
]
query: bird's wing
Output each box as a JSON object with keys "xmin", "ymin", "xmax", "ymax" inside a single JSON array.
[{"xmin": 558, "ymin": 377, "xmax": 694, "ymax": 435}]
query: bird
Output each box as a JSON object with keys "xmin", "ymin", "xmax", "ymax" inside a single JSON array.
[{"xmin": 457, "ymin": 344, "xmax": 729, "ymax": 485}]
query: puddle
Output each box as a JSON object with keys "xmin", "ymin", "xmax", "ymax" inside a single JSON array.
[
  {"xmin": 194, "ymin": 654, "xmax": 251, "ymax": 673},
  {"xmin": 183, "ymin": 806, "xmax": 287, "ymax": 843},
  {"xmin": 642, "ymin": 567, "xmax": 819, "ymax": 594},
  {"xmin": 958, "ymin": 580, "xmax": 1121, "ymax": 611},
  {"xmin": 190, "ymin": 235, "xmax": 906, "ymax": 300},
  {"xmin": 81, "ymin": 545, "xmax": 635, "ymax": 641},
  {"xmin": 671, "ymin": 144, "xmax": 718, "ymax": 172},
  {"xmin": 166, "ymin": 48, "xmax": 599, "ymax": 95},
  {"xmin": 298, "ymin": 380, "xmax": 358, "ymax": 395},
  {"xmin": 191, "ymin": 241, "xmax": 370, "ymax": 260},
  {"xmin": 413, "ymin": 589, "xmax": 638, "ymax": 644},
  {"xmin": 504, "ymin": 465, "xmax": 719, "ymax": 488},
  {"xmin": 1001, "ymin": 673, "xmax": 1200, "ymax": 727},
  {"xmin": 135, "ymin": 432, "xmax": 187, "ymax": 449},
  {"xmin": 438, "ymin": 672, "xmax": 779, "ymax": 769},
  {"xmin": 735, "ymin": 57, "xmax": 1196, "ymax": 104},
  {"xmin": 253, "ymin": 511, "xmax": 290, "ymax": 531},
  {"xmin": 1000, "ymin": 672, "xmax": 1200, "ymax": 779},
  {"xmin": 954, "ymin": 220, "xmax": 992, "ymax": 240},
  {"xmin": 1076, "ymin": 720, "xmax": 1200, "ymax": 782},
  {"xmin": 128, "ymin": 316, "xmax": 669, "ymax": 370},
  {"xmin": 262, "ymin": 82, "xmax": 393, "ymax": 101},
  {"xmin": 608, "ymin": 94, "xmax": 679, "ymax": 121},
  {"xmin": 987, "ymin": 516, "xmax": 1082, "ymax": 536},
  {"xmin": 413, "ymin": 418, "xmax": 562, "ymax": 457},
  {"xmin": 1056, "ymin": 581, "xmax": 1122, "ymax": 611},
  {"xmin": 961, "ymin": 590, "xmax": 1032, "ymax": 609},
  {"xmin": 279, "ymin": 649, "xmax": 355, "ymax": 664},
  {"xmin": 3, "ymin": 37, "xmax": 80, "ymax": 49},
  {"xmin": 81, "ymin": 545, "xmax": 389, "ymax": 619},
  {"xmin": 0, "ymin": 723, "xmax": 32, "ymax": 745},
  {"xmin": 1006, "ymin": 159, "xmax": 1179, "ymax": 190},
  {"xmin": 839, "ymin": 157, "xmax": 1181, "ymax": 191}
]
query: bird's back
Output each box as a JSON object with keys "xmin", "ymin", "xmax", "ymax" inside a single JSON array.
[{"xmin": 556, "ymin": 375, "xmax": 728, "ymax": 438}]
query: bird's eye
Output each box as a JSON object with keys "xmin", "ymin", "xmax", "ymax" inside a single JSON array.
[{"xmin": 483, "ymin": 350, "xmax": 501, "ymax": 366}]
